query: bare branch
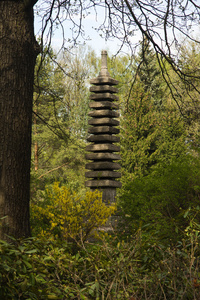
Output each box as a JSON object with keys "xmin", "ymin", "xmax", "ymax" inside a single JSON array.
[{"xmin": 38, "ymin": 162, "xmax": 69, "ymax": 179}]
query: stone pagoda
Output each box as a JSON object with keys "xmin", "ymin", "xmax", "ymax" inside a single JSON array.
[{"xmin": 85, "ymin": 50, "xmax": 121, "ymax": 203}]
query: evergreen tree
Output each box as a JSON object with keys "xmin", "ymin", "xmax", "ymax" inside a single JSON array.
[
  {"xmin": 135, "ymin": 38, "xmax": 167, "ymax": 108},
  {"xmin": 120, "ymin": 80, "xmax": 186, "ymax": 178},
  {"xmin": 119, "ymin": 40, "xmax": 189, "ymax": 239},
  {"xmin": 176, "ymin": 40, "xmax": 200, "ymax": 153},
  {"xmin": 120, "ymin": 39, "xmax": 186, "ymax": 178}
]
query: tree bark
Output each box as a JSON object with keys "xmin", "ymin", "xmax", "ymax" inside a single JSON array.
[{"xmin": 0, "ymin": 0, "xmax": 39, "ymax": 240}]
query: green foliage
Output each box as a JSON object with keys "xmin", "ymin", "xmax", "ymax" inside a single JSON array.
[
  {"xmin": 31, "ymin": 183, "xmax": 116, "ymax": 243},
  {"xmin": 120, "ymin": 80, "xmax": 186, "ymax": 178},
  {"xmin": 177, "ymin": 40, "xmax": 200, "ymax": 153},
  {"xmin": 120, "ymin": 38, "xmax": 188, "ymax": 180},
  {"xmin": 119, "ymin": 155, "xmax": 200, "ymax": 242},
  {"xmin": 24, "ymin": 44, "xmax": 200, "ymax": 299},
  {"xmin": 1, "ymin": 219, "xmax": 200, "ymax": 299},
  {"xmin": 135, "ymin": 37, "xmax": 167, "ymax": 108},
  {"xmin": 32, "ymin": 46, "xmax": 98, "ymax": 193},
  {"xmin": 0, "ymin": 237, "xmax": 67, "ymax": 300}
]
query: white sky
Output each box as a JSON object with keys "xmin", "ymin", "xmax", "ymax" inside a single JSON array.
[
  {"xmin": 34, "ymin": 5, "xmax": 125, "ymax": 57},
  {"xmin": 34, "ymin": 1, "xmax": 200, "ymax": 59}
]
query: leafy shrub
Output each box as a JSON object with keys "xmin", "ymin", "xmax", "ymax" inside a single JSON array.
[
  {"xmin": 118, "ymin": 155, "xmax": 200, "ymax": 242},
  {"xmin": 31, "ymin": 182, "xmax": 116, "ymax": 242},
  {"xmin": 1, "ymin": 220, "xmax": 200, "ymax": 300},
  {"xmin": 0, "ymin": 237, "xmax": 61, "ymax": 300}
]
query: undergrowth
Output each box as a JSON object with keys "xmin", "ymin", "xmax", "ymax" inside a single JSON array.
[{"xmin": 1, "ymin": 220, "xmax": 200, "ymax": 300}]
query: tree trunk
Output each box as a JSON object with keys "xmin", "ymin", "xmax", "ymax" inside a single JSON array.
[{"xmin": 0, "ymin": 1, "xmax": 39, "ymax": 240}]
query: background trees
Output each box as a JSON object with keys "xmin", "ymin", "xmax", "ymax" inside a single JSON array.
[
  {"xmin": 1, "ymin": 0, "xmax": 200, "ymax": 239},
  {"xmin": 31, "ymin": 46, "xmax": 99, "ymax": 209},
  {"xmin": 29, "ymin": 40, "xmax": 200, "ymax": 246},
  {"xmin": 118, "ymin": 40, "xmax": 200, "ymax": 240},
  {"xmin": 120, "ymin": 41, "xmax": 186, "ymax": 177}
]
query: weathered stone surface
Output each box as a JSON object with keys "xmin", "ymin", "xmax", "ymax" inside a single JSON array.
[
  {"xmin": 87, "ymin": 135, "xmax": 120, "ymax": 143},
  {"xmin": 88, "ymin": 126, "xmax": 120, "ymax": 134},
  {"xmin": 88, "ymin": 110, "xmax": 119, "ymax": 118},
  {"xmin": 86, "ymin": 51, "xmax": 121, "ymax": 197},
  {"xmin": 85, "ymin": 171, "xmax": 121, "ymax": 178},
  {"xmin": 85, "ymin": 144, "xmax": 120, "ymax": 152},
  {"xmin": 88, "ymin": 118, "xmax": 119, "ymax": 126},
  {"xmin": 86, "ymin": 161, "xmax": 121, "ymax": 170},
  {"xmin": 90, "ymin": 77, "xmax": 118, "ymax": 86},
  {"xmin": 89, "ymin": 101, "xmax": 119, "ymax": 110},
  {"xmin": 102, "ymin": 188, "xmax": 117, "ymax": 204},
  {"xmin": 85, "ymin": 152, "xmax": 121, "ymax": 160},
  {"xmin": 90, "ymin": 93, "xmax": 119, "ymax": 101},
  {"xmin": 90, "ymin": 85, "xmax": 118, "ymax": 93},
  {"xmin": 85, "ymin": 180, "xmax": 122, "ymax": 188}
]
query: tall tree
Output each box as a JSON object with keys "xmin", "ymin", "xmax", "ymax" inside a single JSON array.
[
  {"xmin": 121, "ymin": 81, "xmax": 186, "ymax": 178},
  {"xmin": 135, "ymin": 38, "xmax": 167, "ymax": 108},
  {"xmin": 0, "ymin": 1, "xmax": 39, "ymax": 240},
  {"xmin": 102, "ymin": 1, "xmax": 200, "ymax": 96},
  {"xmin": 176, "ymin": 40, "xmax": 200, "ymax": 152},
  {"xmin": 120, "ymin": 42, "xmax": 186, "ymax": 178}
]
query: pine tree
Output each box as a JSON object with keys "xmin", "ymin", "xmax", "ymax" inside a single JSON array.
[
  {"xmin": 121, "ymin": 82, "xmax": 158, "ymax": 177},
  {"xmin": 176, "ymin": 40, "xmax": 200, "ymax": 153},
  {"xmin": 120, "ymin": 40, "xmax": 187, "ymax": 178},
  {"xmin": 135, "ymin": 38, "xmax": 167, "ymax": 108}
]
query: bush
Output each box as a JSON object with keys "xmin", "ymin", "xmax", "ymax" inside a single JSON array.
[
  {"xmin": 1, "ymin": 220, "xmax": 200, "ymax": 299},
  {"xmin": 31, "ymin": 182, "xmax": 116, "ymax": 243},
  {"xmin": 118, "ymin": 155, "xmax": 200, "ymax": 242}
]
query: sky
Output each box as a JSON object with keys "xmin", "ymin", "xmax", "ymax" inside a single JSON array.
[
  {"xmin": 34, "ymin": 1, "xmax": 200, "ymax": 60},
  {"xmin": 34, "ymin": 4, "xmax": 134, "ymax": 57}
]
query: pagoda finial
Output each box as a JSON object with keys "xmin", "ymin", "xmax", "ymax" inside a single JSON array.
[{"xmin": 98, "ymin": 50, "xmax": 110, "ymax": 77}]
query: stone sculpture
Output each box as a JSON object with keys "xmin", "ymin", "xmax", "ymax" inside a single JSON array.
[{"xmin": 85, "ymin": 50, "xmax": 121, "ymax": 203}]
